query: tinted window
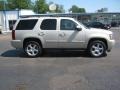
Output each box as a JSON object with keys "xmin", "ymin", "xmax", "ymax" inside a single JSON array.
[
  {"xmin": 60, "ymin": 19, "xmax": 76, "ymax": 30},
  {"xmin": 41, "ymin": 19, "xmax": 56, "ymax": 30},
  {"xmin": 16, "ymin": 19, "xmax": 38, "ymax": 30}
]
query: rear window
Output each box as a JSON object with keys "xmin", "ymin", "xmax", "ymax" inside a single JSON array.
[{"xmin": 16, "ymin": 19, "xmax": 38, "ymax": 30}]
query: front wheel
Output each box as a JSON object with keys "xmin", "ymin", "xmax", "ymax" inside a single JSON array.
[
  {"xmin": 24, "ymin": 41, "xmax": 42, "ymax": 57},
  {"xmin": 88, "ymin": 40, "xmax": 107, "ymax": 57}
]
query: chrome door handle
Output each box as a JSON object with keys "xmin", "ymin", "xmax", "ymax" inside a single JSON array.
[
  {"xmin": 59, "ymin": 34, "xmax": 63, "ymax": 37},
  {"xmin": 59, "ymin": 33, "xmax": 66, "ymax": 37},
  {"xmin": 38, "ymin": 32, "xmax": 45, "ymax": 36}
]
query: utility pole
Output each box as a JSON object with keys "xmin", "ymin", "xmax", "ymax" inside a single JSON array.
[
  {"xmin": 0, "ymin": 0, "xmax": 7, "ymax": 32},
  {"xmin": 3, "ymin": 0, "xmax": 7, "ymax": 32}
]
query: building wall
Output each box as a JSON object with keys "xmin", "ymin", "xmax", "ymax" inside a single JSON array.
[
  {"xmin": 0, "ymin": 10, "xmax": 19, "ymax": 32},
  {"xmin": 0, "ymin": 12, "xmax": 4, "ymax": 32},
  {"xmin": 0, "ymin": 10, "xmax": 35, "ymax": 32},
  {"xmin": 91, "ymin": 13, "xmax": 120, "ymax": 24},
  {"xmin": 5, "ymin": 11, "xmax": 19, "ymax": 31}
]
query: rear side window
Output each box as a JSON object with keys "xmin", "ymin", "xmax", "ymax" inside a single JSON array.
[
  {"xmin": 40, "ymin": 19, "xmax": 56, "ymax": 30},
  {"xmin": 16, "ymin": 19, "xmax": 38, "ymax": 30}
]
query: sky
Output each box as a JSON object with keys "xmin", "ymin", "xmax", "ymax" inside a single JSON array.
[{"xmin": 46, "ymin": 0, "xmax": 120, "ymax": 12}]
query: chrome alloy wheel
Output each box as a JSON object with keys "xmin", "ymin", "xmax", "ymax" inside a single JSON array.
[
  {"xmin": 90, "ymin": 42, "xmax": 104, "ymax": 57},
  {"xmin": 24, "ymin": 41, "xmax": 42, "ymax": 57},
  {"xmin": 26, "ymin": 44, "xmax": 39, "ymax": 56},
  {"xmin": 88, "ymin": 40, "xmax": 106, "ymax": 57}
]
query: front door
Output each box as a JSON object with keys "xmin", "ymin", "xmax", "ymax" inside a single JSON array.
[{"xmin": 59, "ymin": 19, "xmax": 85, "ymax": 48}]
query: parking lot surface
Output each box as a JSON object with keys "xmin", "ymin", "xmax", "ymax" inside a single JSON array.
[{"xmin": 0, "ymin": 29, "xmax": 120, "ymax": 90}]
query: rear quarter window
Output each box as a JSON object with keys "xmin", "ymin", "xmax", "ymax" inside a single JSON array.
[{"xmin": 16, "ymin": 19, "xmax": 38, "ymax": 30}]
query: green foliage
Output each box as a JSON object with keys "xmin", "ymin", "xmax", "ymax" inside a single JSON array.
[
  {"xmin": 97, "ymin": 8, "xmax": 108, "ymax": 13},
  {"xmin": 34, "ymin": 0, "xmax": 49, "ymax": 14},
  {"xmin": 0, "ymin": 0, "xmax": 32, "ymax": 10},
  {"xmin": 8, "ymin": 0, "xmax": 31, "ymax": 9},
  {"xmin": 0, "ymin": 1, "xmax": 8, "ymax": 10},
  {"xmin": 69, "ymin": 5, "xmax": 86, "ymax": 13},
  {"xmin": 0, "ymin": 0, "xmax": 65, "ymax": 14},
  {"xmin": 55, "ymin": 4, "xmax": 65, "ymax": 13},
  {"xmin": 0, "ymin": 1, "xmax": 4, "ymax": 10}
]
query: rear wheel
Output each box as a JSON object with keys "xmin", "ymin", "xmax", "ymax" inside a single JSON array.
[
  {"xmin": 24, "ymin": 41, "xmax": 42, "ymax": 57},
  {"xmin": 88, "ymin": 40, "xmax": 107, "ymax": 57}
]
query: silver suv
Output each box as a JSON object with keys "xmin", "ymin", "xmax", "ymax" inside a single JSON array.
[{"xmin": 11, "ymin": 17, "xmax": 115, "ymax": 57}]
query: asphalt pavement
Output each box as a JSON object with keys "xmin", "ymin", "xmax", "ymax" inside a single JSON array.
[{"xmin": 0, "ymin": 29, "xmax": 120, "ymax": 90}]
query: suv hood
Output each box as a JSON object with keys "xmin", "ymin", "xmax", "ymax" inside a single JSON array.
[{"xmin": 89, "ymin": 28, "xmax": 112, "ymax": 34}]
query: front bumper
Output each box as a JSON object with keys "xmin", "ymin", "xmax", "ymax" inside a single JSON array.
[{"xmin": 107, "ymin": 40, "xmax": 115, "ymax": 52}]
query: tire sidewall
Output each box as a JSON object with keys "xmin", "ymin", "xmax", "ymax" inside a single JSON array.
[
  {"xmin": 24, "ymin": 41, "xmax": 42, "ymax": 57},
  {"xmin": 88, "ymin": 40, "xmax": 106, "ymax": 57}
]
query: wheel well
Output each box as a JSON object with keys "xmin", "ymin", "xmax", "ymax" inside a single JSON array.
[
  {"xmin": 23, "ymin": 38, "xmax": 42, "ymax": 48},
  {"xmin": 88, "ymin": 38, "xmax": 108, "ymax": 49}
]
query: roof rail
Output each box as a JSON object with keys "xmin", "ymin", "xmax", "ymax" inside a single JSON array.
[{"xmin": 20, "ymin": 13, "xmax": 72, "ymax": 18}]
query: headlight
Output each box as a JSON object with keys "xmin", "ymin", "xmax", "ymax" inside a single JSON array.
[{"xmin": 109, "ymin": 34, "xmax": 113, "ymax": 40}]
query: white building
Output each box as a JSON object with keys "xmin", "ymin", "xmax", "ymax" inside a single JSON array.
[{"xmin": 0, "ymin": 9, "xmax": 35, "ymax": 33}]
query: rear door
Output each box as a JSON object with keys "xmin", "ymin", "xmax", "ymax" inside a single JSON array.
[{"xmin": 39, "ymin": 19, "xmax": 58, "ymax": 48}]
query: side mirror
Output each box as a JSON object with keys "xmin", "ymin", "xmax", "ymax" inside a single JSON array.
[{"xmin": 76, "ymin": 26, "xmax": 82, "ymax": 31}]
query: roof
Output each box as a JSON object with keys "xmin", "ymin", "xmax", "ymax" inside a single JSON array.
[
  {"xmin": 19, "ymin": 16, "xmax": 74, "ymax": 20},
  {"xmin": 20, "ymin": 12, "xmax": 120, "ymax": 18}
]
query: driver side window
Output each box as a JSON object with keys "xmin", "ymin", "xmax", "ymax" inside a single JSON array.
[{"xmin": 60, "ymin": 19, "xmax": 77, "ymax": 30}]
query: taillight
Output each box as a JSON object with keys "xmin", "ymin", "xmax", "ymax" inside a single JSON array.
[{"xmin": 12, "ymin": 30, "xmax": 15, "ymax": 40}]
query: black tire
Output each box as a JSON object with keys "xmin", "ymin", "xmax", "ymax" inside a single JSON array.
[
  {"xmin": 88, "ymin": 40, "xmax": 107, "ymax": 57},
  {"xmin": 24, "ymin": 41, "xmax": 42, "ymax": 57}
]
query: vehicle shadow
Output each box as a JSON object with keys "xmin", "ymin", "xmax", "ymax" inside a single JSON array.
[
  {"xmin": 1, "ymin": 49, "xmax": 26, "ymax": 57},
  {"xmin": 1, "ymin": 49, "xmax": 91, "ymax": 58}
]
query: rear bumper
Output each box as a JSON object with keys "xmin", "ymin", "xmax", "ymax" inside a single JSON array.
[
  {"xmin": 11, "ymin": 40, "xmax": 23, "ymax": 49},
  {"xmin": 107, "ymin": 40, "xmax": 115, "ymax": 52}
]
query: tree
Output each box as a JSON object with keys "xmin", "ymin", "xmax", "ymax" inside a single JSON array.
[
  {"xmin": 48, "ymin": 2, "xmax": 65, "ymax": 13},
  {"xmin": 0, "ymin": 0, "xmax": 8, "ymax": 10},
  {"xmin": 69, "ymin": 5, "xmax": 86, "ymax": 13},
  {"xmin": 34, "ymin": 0, "xmax": 49, "ymax": 14},
  {"xmin": 0, "ymin": 1, "xmax": 4, "ymax": 10},
  {"xmin": 7, "ymin": 0, "xmax": 32, "ymax": 10},
  {"xmin": 97, "ymin": 8, "xmax": 108, "ymax": 13},
  {"xmin": 55, "ymin": 4, "xmax": 65, "ymax": 13}
]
